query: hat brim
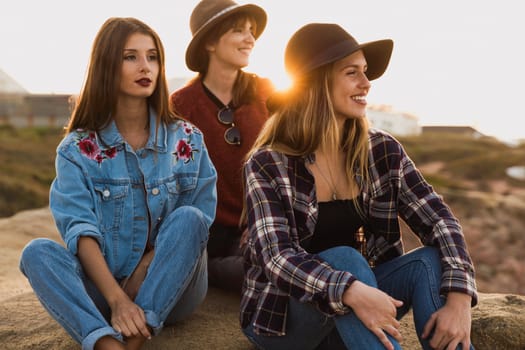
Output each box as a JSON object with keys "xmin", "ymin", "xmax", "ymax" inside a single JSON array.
[
  {"xmin": 185, "ymin": 4, "xmax": 267, "ymax": 72},
  {"xmin": 298, "ymin": 38, "xmax": 393, "ymax": 81},
  {"xmin": 360, "ymin": 39, "xmax": 393, "ymax": 81}
]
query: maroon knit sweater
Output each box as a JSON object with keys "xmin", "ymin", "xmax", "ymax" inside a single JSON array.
[{"xmin": 170, "ymin": 76, "xmax": 273, "ymax": 229}]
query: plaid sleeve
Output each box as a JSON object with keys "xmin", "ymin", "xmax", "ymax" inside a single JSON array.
[{"xmin": 394, "ymin": 140, "xmax": 478, "ymax": 305}]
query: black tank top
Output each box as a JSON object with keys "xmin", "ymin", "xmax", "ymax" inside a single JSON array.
[{"xmin": 308, "ymin": 198, "xmax": 365, "ymax": 254}]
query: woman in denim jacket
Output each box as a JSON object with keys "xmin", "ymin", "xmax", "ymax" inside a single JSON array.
[{"xmin": 19, "ymin": 17, "xmax": 217, "ymax": 350}]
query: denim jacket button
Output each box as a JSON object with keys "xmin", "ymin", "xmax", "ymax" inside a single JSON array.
[
  {"xmin": 152, "ymin": 188, "xmax": 160, "ymax": 195},
  {"xmin": 102, "ymin": 189, "xmax": 110, "ymax": 197}
]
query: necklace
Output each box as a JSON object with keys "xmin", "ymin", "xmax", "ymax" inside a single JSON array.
[
  {"xmin": 126, "ymin": 124, "xmax": 149, "ymax": 150},
  {"xmin": 313, "ymin": 160, "xmax": 338, "ymax": 201}
]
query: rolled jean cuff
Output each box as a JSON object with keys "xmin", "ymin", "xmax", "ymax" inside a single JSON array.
[
  {"xmin": 82, "ymin": 326, "xmax": 122, "ymax": 350},
  {"xmin": 144, "ymin": 309, "xmax": 163, "ymax": 336}
]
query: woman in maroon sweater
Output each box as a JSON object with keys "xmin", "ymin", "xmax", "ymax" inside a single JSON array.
[{"xmin": 171, "ymin": 0, "xmax": 273, "ymax": 293}]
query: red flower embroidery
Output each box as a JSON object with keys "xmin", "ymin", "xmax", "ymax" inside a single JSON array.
[
  {"xmin": 95, "ymin": 153, "xmax": 105, "ymax": 164},
  {"xmin": 175, "ymin": 139, "xmax": 193, "ymax": 162},
  {"xmin": 76, "ymin": 130, "xmax": 119, "ymax": 164},
  {"xmin": 78, "ymin": 139, "xmax": 100, "ymax": 160},
  {"xmin": 172, "ymin": 121, "xmax": 200, "ymax": 164},
  {"xmin": 182, "ymin": 122, "xmax": 193, "ymax": 135},
  {"xmin": 104, "ymin": 147, "xmax": 117, "ymax": 159}
]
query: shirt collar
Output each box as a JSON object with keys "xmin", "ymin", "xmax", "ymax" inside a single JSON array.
[{"xmin": 98, "ymin": 107, "xmax": 168, "ymax": 152}]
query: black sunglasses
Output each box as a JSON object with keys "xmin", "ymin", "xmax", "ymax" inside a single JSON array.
[{"xmin": 217, "ymin": 107, "xmax": 241, "ymax": 145}]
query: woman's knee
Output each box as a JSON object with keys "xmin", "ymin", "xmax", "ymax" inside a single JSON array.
[
  {"xmin": 19, "ymin": 238, "xmax": 62, "ymax": 274},
  {"xmin": 158, "ymin": 206, "xmax": 209, "ymax": 246},
  {"xmin": 318, "ymin": 246, "xmax": 375, "ymax": 285},
  {"xmin": 409, "ymin": 246, "xmax": 442, "ymax": 276}
]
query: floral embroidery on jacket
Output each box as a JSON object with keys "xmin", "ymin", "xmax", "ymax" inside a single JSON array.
[
  {"xmin": 75, "ymin": 130, "xmax": 118, "ymax": 164},
  {"xmin": 173, "ymin": 121, "xmax": 200, "ymax": 164}
]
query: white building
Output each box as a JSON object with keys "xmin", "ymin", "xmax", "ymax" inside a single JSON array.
[{"xmin": 367, "ymin": 105, "xmax": 421, "ymax": 137}]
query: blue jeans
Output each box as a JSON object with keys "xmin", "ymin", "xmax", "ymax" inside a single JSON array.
[
  {"xmin": 19, "ymin": 206, "xmax": 209, "ymax": 350},
  {"xmin": 243, "ymin": 246, "xmax": 474, "ymax": 350}
]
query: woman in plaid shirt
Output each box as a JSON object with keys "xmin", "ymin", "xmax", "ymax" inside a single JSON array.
[{"xmin": 240, "ymin": 23, "xmax": 477, "ymax": 350}]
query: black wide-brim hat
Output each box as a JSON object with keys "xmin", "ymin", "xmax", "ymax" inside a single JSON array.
[
  {"xmin": 186, "ymin": 0, "xmax": 267, "ymax": 72},
  {"xmin": 285, "ymin": 23, "xmax": 393, "ymax": 81}
]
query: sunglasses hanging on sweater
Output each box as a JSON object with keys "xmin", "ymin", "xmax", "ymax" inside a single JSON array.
[{"xmin": 202, "ymin": 82, "xmax": 241, "ymax": 146}]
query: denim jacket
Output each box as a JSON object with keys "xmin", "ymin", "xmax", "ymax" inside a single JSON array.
[{"xmin": 49, "ymin": 112, "xmax": 217, "ymax": 279}]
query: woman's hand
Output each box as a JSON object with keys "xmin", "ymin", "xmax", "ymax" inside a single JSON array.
[
  {"xmin": 109, "ymin": 293, "xmax": 151, "ymax": 340},
  {"xmin": 422, "ymin": 292, "xmax": 472, "ymax": 350},
  {"xmin": 343, "ymin": 281, "xmax": 404, "ymax": 350},
  {"xmin": 76, "ymin": 237, "xmax": 152, "ymax": 340}
]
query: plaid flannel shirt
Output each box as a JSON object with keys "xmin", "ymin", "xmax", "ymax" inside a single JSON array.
[{"xmin": 240, "ymin": 128, "xmax": 477, "ymax": 336}]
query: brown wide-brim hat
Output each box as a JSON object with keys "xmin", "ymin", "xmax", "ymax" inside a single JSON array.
[
  {"xmin": 186, "ymin": 0, "xmax": 267, "ymax": 72},
  {"xmin": 285, "ymin": 23, "xmax": 393, "ymax": 81}
]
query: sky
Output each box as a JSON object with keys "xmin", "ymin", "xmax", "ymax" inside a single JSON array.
[{"xmin": 1, "ymin": 0, "xmax": 524, "ymax": 143}]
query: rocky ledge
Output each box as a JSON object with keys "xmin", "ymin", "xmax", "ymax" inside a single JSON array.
[{"xmin": 1, "ymin": 208, "xmax": 524, "ymax": 349}]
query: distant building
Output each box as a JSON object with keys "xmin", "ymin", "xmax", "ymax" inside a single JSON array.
[
  {"xmin": 421, "ymin": 125, "xmax": 485, "ymax": 139},
  {"xmin": 21, "ymin": 94, "xmax": 71, "ymax": 128},
  {"xmin": 0, "ymin": 68, "xmax": 72, "ymax": 128},
  {"xmin": 0, "ymin": 71, "xmax": 194, "ymax": 129},
  {"xmin": 367, "ymin": 105, "xmax": 421, "ymax": 137},
  {"xmin": 0, "ymin": 93, "xmax": 71, "ymax": 129}
]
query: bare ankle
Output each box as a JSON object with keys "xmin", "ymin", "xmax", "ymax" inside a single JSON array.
[
  {"xmin": 94, "ymin": 335, "xmax": 125, "ymax": 350},
  {"xmin": 125, "ymin": 335, "xmax": 147, "ymax": 350}
]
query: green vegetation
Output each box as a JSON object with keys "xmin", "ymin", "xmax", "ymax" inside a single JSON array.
[
  {"xmin": 0, "ymin": 127, "xmax": 523, "ymax": 218},
  {"xmin": 399, "ymin": 133, "xmax": 525, "ymax": 191},
  {"xmin": 0, "ymin": 125, "xmax": 63, "ymax": 217}
]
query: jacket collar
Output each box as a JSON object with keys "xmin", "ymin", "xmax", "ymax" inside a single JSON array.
[{"xmin": 98, "ymin": 108, "xmax": 168, "ymax": 152}]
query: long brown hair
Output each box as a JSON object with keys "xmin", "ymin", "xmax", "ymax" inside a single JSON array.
[
  {"xmin": 248, "ymin": 62, "xmax": 371, "ymax": 198},
  {"xmin": 194, "ymin": 12, "xmax": 260, "ymax": 106},
  {"xmin": 66, "ymin": 17, "xmax": 177, "ymax": 133}
]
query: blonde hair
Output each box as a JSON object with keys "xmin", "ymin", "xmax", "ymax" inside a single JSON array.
[{"xmin": 245, "ymin": 62, "xmax": 370, "ymax": 214}]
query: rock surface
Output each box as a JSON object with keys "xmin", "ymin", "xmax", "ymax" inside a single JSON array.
[{"xmin": 1, "ymin": 208, "xmax": 524, "ymax": 349}]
